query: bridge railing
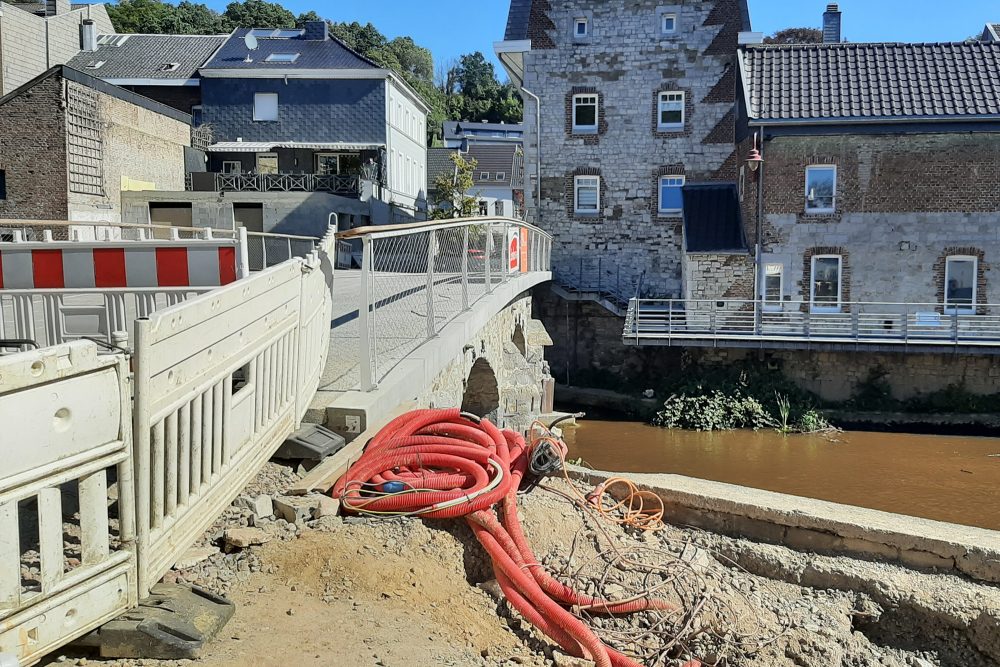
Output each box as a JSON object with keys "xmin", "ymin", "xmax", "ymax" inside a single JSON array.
[
  {"xmin": 342, "ymin": 217, "xmax": 552, "ymax": 391},
  {"xmin": 626, "ymin": 298, "xmax": 1000, "ymax": 349}
]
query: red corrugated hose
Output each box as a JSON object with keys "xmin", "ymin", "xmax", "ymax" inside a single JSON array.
[{"xmin": 331, "ymin": 408, "xmax": 680, "ymax": 667}]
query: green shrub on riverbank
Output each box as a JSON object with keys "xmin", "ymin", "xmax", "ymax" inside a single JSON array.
[{"xmin": 652, "ymin": 364, "xmax": 830, "ymax": 433}]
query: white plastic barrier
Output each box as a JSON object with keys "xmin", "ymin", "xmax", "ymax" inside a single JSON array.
[
  {"xmin": 0, "ymin": 342, "xmax": 136, "ymax": 665},
  {"xmin": 130, "ymin": 233, "xmax": 333, "ymax": 596}
]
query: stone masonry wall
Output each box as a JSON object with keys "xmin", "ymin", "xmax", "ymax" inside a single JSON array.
[
  {"xmin": 694, "ymin": 347, "xmax": 1000, "ymax": 402},
  {"xmin": 419, "ymin": 294, "xmax": 554, "ymax": 432},
  {"xmin": 523, "ymin": 0, "xmax": 743, "ymax": 298},
  {"xmin": 684, "ymin": 252, "xmax": 754, "ymax": 302},
  {"xmin": 0, "ymin": 72, "xmax": 68, "ymax": 219},
  {"xmin": 753, "ymin": 133, "xmax": 1000, "ymax": 307}
]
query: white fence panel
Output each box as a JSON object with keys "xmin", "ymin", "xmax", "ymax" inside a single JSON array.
[
  {"xmin": 132, "ymin": 251, "xmax": 328, "ymax": 596},
  {"xmin": 0, "ymin": 342, "xmax": 135, "ymax": 666}
]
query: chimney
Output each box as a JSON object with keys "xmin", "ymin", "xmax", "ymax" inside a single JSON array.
[
  {"xmin": 81, "ymin": 19, "xmax": 98, "ymax": 52},
  {"xmin": 823, "ymin": 4, "xmax": 842, "ymax": 43},
  {"xmin": 303, "ymin": 20, "xmax": 328, "ymax": 41}
]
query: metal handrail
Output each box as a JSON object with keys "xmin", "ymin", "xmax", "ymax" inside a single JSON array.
[
  {"xmin": 215, "ymin": 172, "xmax": 360, "ymax": 195},
  {"xmin": 626, "ymin": 298, "xmax": 1000, "ymax": 346},
  {"xmin": 352, "ymin": 216, "xmax": 552, "ymax": 391}
]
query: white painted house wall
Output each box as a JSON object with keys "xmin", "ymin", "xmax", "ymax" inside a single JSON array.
[{"xmin": 385, "ymin": 77, "xmax": 428, "ymax": 215}]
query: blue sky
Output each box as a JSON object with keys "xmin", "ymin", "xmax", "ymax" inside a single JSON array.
[{"xmin": 190, "ymin": 0, "xmax": 996, "ymax": 75}]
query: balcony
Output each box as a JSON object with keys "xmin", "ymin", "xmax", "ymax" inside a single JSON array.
[
  {"xmin": 624, "ymin": 299, "xmax": 1000, "ymax": 354},
  {"xmin": 187, "ymin": 172, "xmax": 361, "ymax": 197}
]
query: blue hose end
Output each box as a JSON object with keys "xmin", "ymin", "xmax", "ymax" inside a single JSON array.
[{"xmin": 382, "ymin": 481, "xmax": 406, "ymax": 493}]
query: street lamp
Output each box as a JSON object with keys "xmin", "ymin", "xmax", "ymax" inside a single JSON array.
[{"xmin": 746, "ymin": 132, "xmax": 763, "ymax": 171}]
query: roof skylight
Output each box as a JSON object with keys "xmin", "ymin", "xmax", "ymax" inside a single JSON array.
[{"xmin": 264, "ymin": 53, "xmax": 301, "ymax": 63}]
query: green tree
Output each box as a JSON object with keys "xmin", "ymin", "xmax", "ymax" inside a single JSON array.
[
  {"xmin": 172, "ymin": 1, "xmax": 226, "ymax": 33},
  {"xmin": 295, "ymin": 11, "xmax": 322, "ymax": 25},
  {"xmin": 106, "ymin": 0, "xmax": 185, "ymax": 34},
  {"xmin": 763, "ymin": 27, "xmax": 824, "ymax": 44},
  {"xmin": 432, "ymin": 153, "xmax": 478, "ymax": 219},
  {"xmin": 221, "ymin": 0, "xmax": 295, "ymax": 30}
]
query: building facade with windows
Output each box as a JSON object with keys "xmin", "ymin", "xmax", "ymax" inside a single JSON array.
[
  {"xmin": 120, "ymin": 22, "xmax": 430, "ymax": 236},
  {"xmin": 496, "ymin": 0, "xmax": 750, "ymax": 297},
  {"xmin": 495, "ymin": 0, "xmax": 750, "ymax": 381}
]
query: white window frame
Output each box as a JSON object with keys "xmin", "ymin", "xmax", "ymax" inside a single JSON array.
[
  {"xmin": 657, "ymin": 92, "xmax": 685, "ymax": 131},
  {"xmin": 222, "ymin": 161, "xmax": 242, "ymax": 175},
  {"xmin": 810, "ymin": 254, "xmax": 843, "ymax": 313},
  {"xmin": 572, "ymin": 94, "xmax": 599, "ymax": 133},
  {"xmin": 574, "ymin": 17, "xmax": 589, "ymax": 37},
  {"xmin": 574, "ymin": 175, "xmax": 600, "ymax": 215},
  {"xmin": 805, "ymin": 165, "xmax": 837, "ymax": 214},
  {"xmin": 661, "ymin": 14, "xmax": 677, "ymax": 34},
  {"xmin": 657, "ymin": 175, "xmax": 685, "ymax": 215},
  {"xmin": 479, "ymin": 172, "xmax": 490, "ymax": 181},
  {"xmin": 253, "ymin": 92, "xmax": 278, "ymax": 121},
  {"xmin": 763, "ymin": 263, "xmax": 783, "ymax": 310},
  {"xmin": 264, "ymin": 53, "xmax": 300, "ymax": 63},
  {"xmin": 944, "ymin": 255, "xmax": 978, "ymax": 314},
  {"xmin": 495, "ymin": 172, "xmax": 506, "ymax": 181}
]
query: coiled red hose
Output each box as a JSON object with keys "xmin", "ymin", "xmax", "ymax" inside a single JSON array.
[{"xmin": 332, "ymin": 408, "xmax": 676, "ymax": 667}]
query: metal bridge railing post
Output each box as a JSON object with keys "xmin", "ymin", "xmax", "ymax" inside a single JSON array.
[
  {"xmin": 359, "ymin": 237, "xmax": 376, "ymax": 391},
  {"xmin": 426, "ymin": 231, "xmax": 437, "ymax": 339},
  {"xmin": 502, "ymin": 222, "xmax": 510, "ymax": 282},
  {"xmin": 485, "ymin": 223, "xmax": 493, "ymax": 293},
  {"xmin": 461, "ymin": 226, "xmax": 470, "ymax": 310}
]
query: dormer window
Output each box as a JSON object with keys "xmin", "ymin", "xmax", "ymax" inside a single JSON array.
[
  {"xmin": 495, "ymin": 172, "xmax": 506, "ymax": 181},
  {"xmin": 265, "ymin": 53, "xmax": 300, "ymax": 63},
  {"xmin": 479, "ymin": 172, "xmax": 490, "ymax": 181},
  {"xmin": 160, "ymin": 63, "xmax": 180, "ymax": 72},
  {"xmin": 575, "ymin": 18, "xmax": 589, "ymax": 37},
  {"xmin": 662, "ymin": 14, "xmax": 678, "ymax": 34}
]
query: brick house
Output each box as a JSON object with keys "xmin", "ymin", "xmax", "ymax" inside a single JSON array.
[
  {"xmin": 0, "ymin": 65, "xmax": 193, "ymax": 223},
  {"xmin": 626, "ymin": 8, "xmax": 1000, "ymax": 400}
]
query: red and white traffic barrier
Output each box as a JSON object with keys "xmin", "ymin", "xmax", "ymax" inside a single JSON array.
[{"xmin": 0, "ymin": 244, "xmax": 239, "ymax": 290}]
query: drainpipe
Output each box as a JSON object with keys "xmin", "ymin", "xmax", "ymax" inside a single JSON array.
[{"xmin": 520, "ymin": 87, "xmax": 542, "ymax": 223}]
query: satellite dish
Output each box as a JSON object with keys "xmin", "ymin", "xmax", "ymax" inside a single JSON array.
[{"xmin": 244, "ymin": 34, "xmax": 259, "ymax": 51}]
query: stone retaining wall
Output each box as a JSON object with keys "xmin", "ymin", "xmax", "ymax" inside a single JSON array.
[{"xmin": 571, "ymin": 468, "xmax": 1000, "ymax": 584}]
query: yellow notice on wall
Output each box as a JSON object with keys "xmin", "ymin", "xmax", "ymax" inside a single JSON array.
[{"xmin": 121, "ymin": 176, "xmax": 156, "ymax": 191}]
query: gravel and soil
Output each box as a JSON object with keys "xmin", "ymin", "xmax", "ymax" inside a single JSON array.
[{"xmin": 44, "ymin": 462, "xmax": 1000, "ymax": 667}]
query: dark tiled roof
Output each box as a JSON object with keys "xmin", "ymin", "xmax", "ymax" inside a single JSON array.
[
  {"xmin": 427, "ymin": 148, "xmax": 456, "ymax": 190},
  {"xmin": 203, "ymin": 28, "xmax": 378, "ymax": 71},
  {"xmin": 741, "ymin": 42, "xmax": 1000, "ymax": 123},
  {"xmin": 467, "ymin": 144, "xmax": 519, "ymax": 186},
  {"xmin": 67, "ymin": 34, "xmax": 226, "ymax": 81},
  {"xmin": 682, "ymin": 183, "xmax": 746, "ymax": 253},
  {"xmin": 443, "ymin": 120, "xmax": 524, "ymax": 142},
  {"xmin": 985, "ymin": 24, "xmax": 1000, "ymax": 42}
]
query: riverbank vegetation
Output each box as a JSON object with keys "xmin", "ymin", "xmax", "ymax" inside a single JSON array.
[{"xmin": 652, "ymin": 363, "xmax": 830, "ymax": 433}]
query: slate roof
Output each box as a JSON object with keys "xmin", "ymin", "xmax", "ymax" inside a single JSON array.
[
  {"xmin": 467, "ymin": 144, "xmax": 519, "ymax": 187},
  {"xmin": 427, "ymin": 147, "xmax": 456, "ymax": 191},
  {"xmin": 740, "ymin": 41, "xmax": 1000, "ymax": 123},
  {"xmin": 202, "ymin": 28, "xmax": 378, "ymax": 71},
  {"xmin": 67, "ymin": 34, "xmax": 227, "ymax": 81},
  {"xmin": 443, "ymin": 120, "xmax": 524, "ymax": 143},
  {"xmin": 681, "ymin": 184, "xmax": 746, "ymax": 253}
]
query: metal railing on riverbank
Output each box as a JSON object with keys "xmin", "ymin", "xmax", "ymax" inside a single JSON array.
[
  {"xmin": 341, "ymin": 217, "xmax": 552, "ymax": 391},
  {"xmin": 625, "ymin": 298, "xmax": 1000, "ymax": 350}
]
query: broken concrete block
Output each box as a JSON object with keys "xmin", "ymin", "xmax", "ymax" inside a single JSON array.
[
  {"xmin": 273, "ymin": 496, "xmax": 318, "ymax": 524},
  {"xmin": 311, "ymin": 495, "xmax": 340, "ymax": 519},
  {"xmin": 223, "ymin": 527, "xmax": 270, "ymax": 550},
  {"xmin": 236, "ymin": 494, "xmax": 274, "ymax": 519},
  {"xmin": 173, "ymin": 546, "xmax": 218, "ymax": 571}
]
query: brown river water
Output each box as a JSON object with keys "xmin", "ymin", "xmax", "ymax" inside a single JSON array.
[{"xmin": 563, "ymin": 420, "xmax": 1000, "ymax": 531}]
